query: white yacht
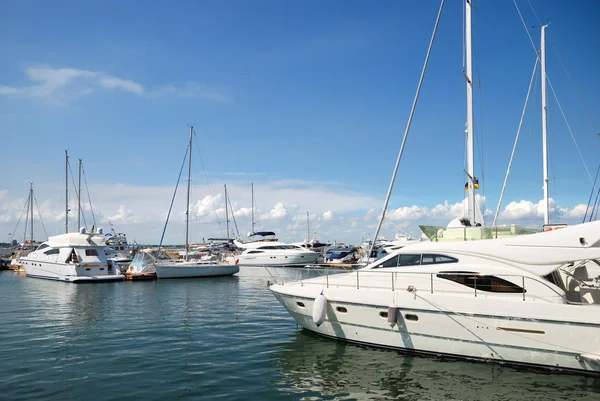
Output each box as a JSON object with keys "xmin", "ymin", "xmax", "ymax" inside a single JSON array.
[
  {"xmin": 269, "ymin": 221, "xmax": 600, "ymax": 374},
  {"xmin": 233, "ymin": 235, "xmax": 320, "ymax": 266},
  {"xmin": 21, "ymin": 228, "xmax": 124, "ymax": 282}
]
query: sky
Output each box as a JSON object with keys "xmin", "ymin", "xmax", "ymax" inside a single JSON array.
[{"xmin": 1, "ymin": 0, "xmax": 599, "ymax": 246}]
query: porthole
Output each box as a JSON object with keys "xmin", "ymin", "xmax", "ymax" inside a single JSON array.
[
  {"xmin": 296, "ymin": 302, "xmax": 305, "ymax": 308},
  {"xmin": 85, "ymin": 268, "xmax": 91, "ymax": 271},
  {"xmin": 405, "ymin": 314, "xmax": 418, "ymax": 321},
  {"xmin": 379, "ymin": 311, "xmax": 388, "ymax": 318},
  {"xmin": 336, "ymin": 306, "xmax": 348, "ymax": 313}
]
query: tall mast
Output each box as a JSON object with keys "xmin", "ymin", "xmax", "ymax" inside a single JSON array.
[
  {"xmin": 225, "ymin": 184, "xmax": 230, "ymax": 240},
  {"xmin": 78, "ymin": 158, "xmax": 82, "ymax": 230},
  {"xmin": 65, "ymin": 150, "xmax": 69, "ymax": 233},
  {"xmin": 541, "ymin": 24, "xmax": 550, "ymax": 225},
  {"xmin": 185, "ymin": 125, "xmax": 193, "ymax": 261},
  {"xmin": 29, "ymin": 183, "xmax": 34, "ymax": 245},
  {"xmin": 465, "ymin": 0, "xmax": 476, "ymax": 223},
  {"xmin": 251, "ymin": 182, "xmax": 255, "ymax": 234},
  {"xmin": 307, "ymin": 211, "xmax": 310, "ymax": 241}
]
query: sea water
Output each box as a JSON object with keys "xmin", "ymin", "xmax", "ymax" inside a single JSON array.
[{"xmin": 1, "ymin": 267, "xmax": 600, "ymax": 401}]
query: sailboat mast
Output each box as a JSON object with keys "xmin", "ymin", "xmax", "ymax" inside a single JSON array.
[
  {"xmin": 465, "ymin": 0, "xmax": 476, "ymax": 223},
  {"xmin": 185, "ymin": 125, "xmax": 193, "ymax": 261},
  {"xmin": 225, "ymin": 184, "xmax": 230, "ymax": 240},
  {"xmin": 541, "ymin": 24, "xmax": 550, "ymax": 225},
  {"xmin": 65, "ymin": 150, "xmax": 69, "ymax": 233},
  {"xmin": 29, "ymin": 183, "xmax": 34, "ymax": 246},
  {"xmin": 251, "ymin": 182, "xmax": 255, "ymax": 234},
  {"xmin": 78, "ymin": 158, "xmax": 82, "ymax": 230},
  {"xmin": 307, "ymin": 211, "xmax": 310, "ymax": 241}
]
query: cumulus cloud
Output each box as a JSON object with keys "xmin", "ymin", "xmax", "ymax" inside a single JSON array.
[
  {"xmin": 265, "ymin": 202, "xmax": 287, "ymax": 220},
  {"xmin": 106, "ymin": 205, "xmax": 136, "ymax": 224},
  {"xmin": 323, "ymin": 210, "xmax": 334, "ymax": 221},
  {"xmin": 0, "ymin": 66, "xmax": 230, "ymax": 104}
]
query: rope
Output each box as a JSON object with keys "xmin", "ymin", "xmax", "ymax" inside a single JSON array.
[
  {"xmin": 32, "ymin": 191, "xmax": 48, "ymax": 240},
  {"xmin": 192, "ymin": 128, "xmax": 221, "ymax": 233},
  {"xmin": 9, "ymin": 193, "xmax": 29, "ymax": 244},
  {"xmin": 493, "ymin": 57, "xmax": 539, "ymax": 226},
  {"xmin": 412, "ymin": 289, "xmax": 600, "ymax": 359},
  {"xmin": 583, "ymin": 165, "xmax": 600, "ymax": 223},
  {"xmin": 81, "ymin": 163, "xmax": 97, "ymax": 228},
  {"xmin": 68, "ymin": 161, "xmax": 87, "ymax": 229},
  {"xmin": 227, "ymin": 190, "xmax": 241, "ymax": 239},
  {"xmin": 369, "ymin": 0, "xmax": 445, "ymax": 258},
  {"xmin": 158, "ymin": 144, "xmax": 189, "ymax": 252}
]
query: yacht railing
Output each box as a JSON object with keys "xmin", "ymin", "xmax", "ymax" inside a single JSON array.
[
  {"xmin": 290, "ymin": 269, "xmax": 566, "ymax": 302},
  {"xmin": 419, "ymin": 225, "xmax": 539, "ymax": 242}
]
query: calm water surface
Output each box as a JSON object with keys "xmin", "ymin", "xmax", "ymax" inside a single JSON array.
[{"xmin": 2, "ymin": 267, "xmax": 600, "ymax": 401}]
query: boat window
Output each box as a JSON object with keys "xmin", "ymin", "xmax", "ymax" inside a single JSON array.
[
  {"xmin": 374, "ymin": 255, "xmax": 400, "ymax": 268},
  {"xmin": 44, "ymin": 248, "xmax": 60, "ymax": 255},
  {"xmin": 399, "ymin": 254, "xmax": 421, "ymax": 266},
  {"xmin": 421, "ymin": 254, "xmax": 458, "ymax": 265},
  {"xmin": 36, "ymin": 244, "xmax": 49, "ymax": 251},
  {"xmin": 248, "ymin": 250, "xmax": 264, "ymax": 254},
  {"xmin": 85, "ymin": 249, "xmax": 99, "ymax": 256},
  {"xmin": 437, "ymin": 272, "xmax": 525, "ymax": 293}
]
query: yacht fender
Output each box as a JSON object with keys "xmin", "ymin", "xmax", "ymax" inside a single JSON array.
[
  {"xmin": 387, "ymin": 306, "xmax": 398, "ymax": 328},
  {"xmin": 312, "ymin": 292, "xmax": 328, "ymax": 327}
]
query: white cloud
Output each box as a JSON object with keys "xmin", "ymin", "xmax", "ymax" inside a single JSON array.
[
  {"xmin": 265, "ymin": 202, "xmax": 287, "ymax": 220},
  {"xmin": 0, "ymin": 66, "xmax": 230, "ymax": 104},
  {"xmin": 107, "ymin": 205, "xmax": 137, "ymax": 224},
  {"xmin": 323, "ymin": 210, "xmax": 333, "ymax": 221}
]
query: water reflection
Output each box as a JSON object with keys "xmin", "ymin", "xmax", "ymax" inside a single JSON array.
[{"xmin": 273, "ymin": 330, "xmax": 600, "ymax": 401}]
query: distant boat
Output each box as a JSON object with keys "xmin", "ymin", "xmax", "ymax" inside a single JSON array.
[
  {"xmin": 21, "ymin": 228, "xmax": 124, "ymax": 282},
  {"xmin": 128, "ymin": 126, "xmax": 239, "ymax": 279},
  {"xmin": 233, "ymin": 233, "xmax": 320, "ymax": 266}
]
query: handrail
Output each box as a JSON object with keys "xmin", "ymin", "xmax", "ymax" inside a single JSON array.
[{"xmin": 308, "ymin": 269, "xmax": 567, "ymax": 301}]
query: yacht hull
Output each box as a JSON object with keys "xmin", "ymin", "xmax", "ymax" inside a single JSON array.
[
  {"xmin": 22, "ymin": 260, "xmax": 124, "ymax": 283},
  {"xmin": 237, "ymin": 253, "xmax": 320, "ymax": 267},
  {"xmin": 271, "ymin": 288, "xmax": 600, "ymax": 375}
]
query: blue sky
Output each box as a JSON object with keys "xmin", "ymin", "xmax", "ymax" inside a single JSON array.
[{"xmin": 1, "ymin": 0, "xmax": 599, "ymax": 245}]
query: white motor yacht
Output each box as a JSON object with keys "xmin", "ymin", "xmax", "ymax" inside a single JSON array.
[
  {"xmin": 234, "ymin": 236, "xmax": 320, "ymax": 266},
  {"xmin": 21, "ymin": 228, "xmax": 124, "ymax": 283},
  {"xmin": 269, "ymin": 221, "xmax": 600, "ymax": 374}
]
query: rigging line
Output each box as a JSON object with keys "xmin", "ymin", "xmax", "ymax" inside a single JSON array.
[
  {"xmin": 529, "ymin": 0, "xmax": 600, "ymax": 141},
  {"xmin": 81, "ymin": 163, "xmax": 97, "ymax": 228},
  {"xmin": 9, "ymin": 193, "xmax": 30, "ymax": 243},
  {"xmin": 68, "ymin": 162, "xmax": 87, "ymax": 229},
  {"xmin": 192, "ymin": 128, "xmax": 221, "ymax": 229},
  {"xmin": 369, "ymin": 0, "xmax": 445, "ymax": 259},
  {"xmin": 472, "ymin": 11, "xmax": 485, "ymax": 202},
  {"xmin": 546, "ymin": 76, "xmax": 595, "ymax": 187},
  {"xmin": 583, "ymin": 164, "xmax": 600, "ymax": 222},
  {"xmin": 513, "ymin": 0, "xmax": 538, "ymax": 57},
  {"xmin": 413, "ymin": 292, "xmax": 600, "ymax": 358},
  {"xmin": 158, "ymin": 144, "xmax": 189, "ymax": 252},
  {"xmin": 22, "ymin": 193, "xmax": 31, "ymax": 243},
  {"xmin": 493, "ymin": 57, "xmax": 539, "ymax": 226},
  {"xmin": 32, "ymin": 192, "xmax": 48, "ymax": 240},
  {"xmin": 227, "ymin": 191, "xmax": 241, "ymax": 239}
]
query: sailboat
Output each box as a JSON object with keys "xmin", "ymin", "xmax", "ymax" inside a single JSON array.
[{"xmin": 128, "ymin": 126, "xmax": 239, "ymax": 279}]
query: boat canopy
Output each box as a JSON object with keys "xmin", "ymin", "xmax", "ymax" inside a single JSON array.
[{"xmin": 249, "ymin": 231, "xmax": 276, "ymax": 237}]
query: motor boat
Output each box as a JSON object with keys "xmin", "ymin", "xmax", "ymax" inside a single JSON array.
[
  {"xmin": 233, "ymin": 232, "xmax": 320, "ymax": 266},
  {"xmin": 20, "ymin": 228, "xmax": 124, "ymax": 282},
  {"xmin": 269, "ymin": 220, "xmax": 600, "ymax": 374}
]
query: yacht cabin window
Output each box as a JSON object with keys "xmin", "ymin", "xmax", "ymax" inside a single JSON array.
[
  {"xmin": 85, "ymin": 249, "xmax": 99, "ymax": 256},
  {"xmin": 44, "ymin": 248, "xmax": 60, "ymax": 255},
  {"xmin": 373, "ymin": 253, "xmax": 458, "ymax": 269},
  {"xmin": 36, "ymin": 244, "xmax": 49, "ymax": 251},
  {"xmin": 437, "ymin": 271, "xmax": 525, "ymax": 293}
]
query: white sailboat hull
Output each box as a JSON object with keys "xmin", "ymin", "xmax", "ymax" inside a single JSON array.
[
  {"xmin": 154, "ymin": 262, "xmax": 239, "ymax": 279},
  {"xmin": 270, "ymin": 287, "xmax": 600, "ymax": 374},
  {"xmin": 22, "ymin": 260, "xmax": 124, "ymax": 283}
]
